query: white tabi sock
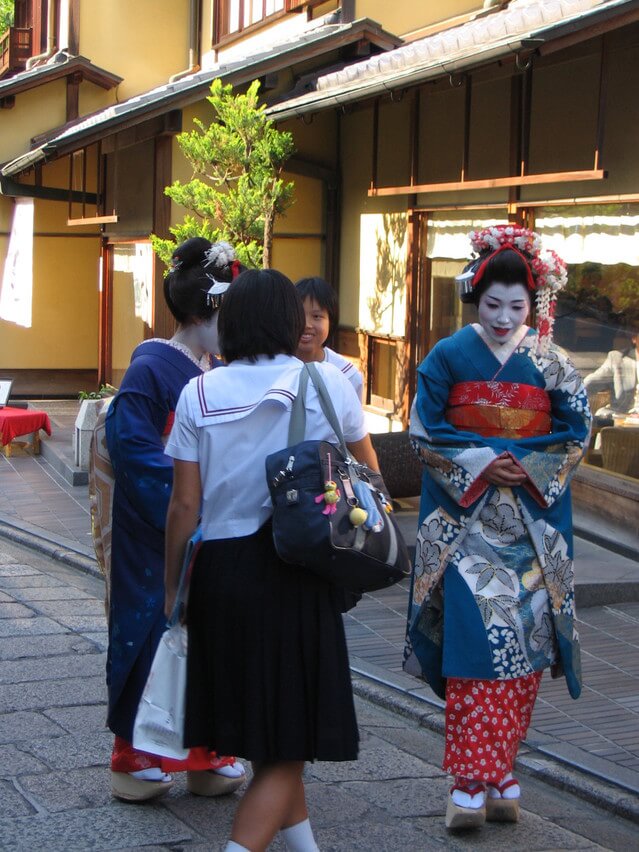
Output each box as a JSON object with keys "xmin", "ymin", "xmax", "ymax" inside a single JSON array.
[
  {"xmin": 224, "ymin": 842, "xmax": 250, "ymax": 852},
  {"xmin": 281, "ymin": 818, "xmax": 320, "ymax": 851}
]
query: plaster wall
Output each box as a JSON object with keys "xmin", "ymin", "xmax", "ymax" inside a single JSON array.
[
  {"xmin": 0, "ymin": 80, "xmax": 66, "ymax": 163},
  {"xmin": 0, "ymin": 157, "xmax": 100, "ymax": 370},
  {"xmin": 355, "ymin": 0, "xmax": 482, "ymax": 35},
  {"xmin": 78, "ymin": 0, "xmax": 191, "ymax": 99},
  {"xmin": 0, "ymin": 230, "xmax": 100, "ymax": 369},
  {"xmin": 78, "ymin": 83, "xmax": 116, "ymax": 121}
]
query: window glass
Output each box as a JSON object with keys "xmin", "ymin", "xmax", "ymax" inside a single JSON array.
[
  {"xmin": 535, "ymin": 205, "xmax": 639, "ymax": 481},
  {"xmin": 218, "ymin": 0, "xmax": 284, "ymax": 39},
  {"xmin": 369, "ymin": 337, "xmax": 397, "ymax": 410},
  {"xmin": 425, "ymin": 210, "xmax": 509, "ymax": 345},
  {"xmin": 228, "ymin": 0, "xmax": 240, "ymax": 33}
]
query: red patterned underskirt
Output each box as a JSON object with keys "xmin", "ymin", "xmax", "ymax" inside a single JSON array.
[{"xmin": 446, "ymin": 381, "xmax": 551, "ymax": 439}]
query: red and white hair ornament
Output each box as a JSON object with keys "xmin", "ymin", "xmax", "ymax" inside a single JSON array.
[
  {"xmin": 202, "ymin": 241, "xmax": 241, "ymax": 307},
  {"xmin": 458, "ymin": 225, "xmax": 567, "ymax": 354}
]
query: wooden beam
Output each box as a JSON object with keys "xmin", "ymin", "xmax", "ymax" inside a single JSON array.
[
  {"xmin": 68, "ymin": 0, "xmax": 81, "ymax": 55},
  {"xmin": 593, "ymin": 36, "xmax": 609, "ymax": 172},
  {"xmin": 538, "ymin": 7, "xmax": 639, "ymax": 56},
  {"xmin": 152, "ymin": 134, "xmax": 174, "ymax": 341},
  {"xmin": 370, "ymin": 98, "xmax": 379, "ymax": 192},
  {"xmin": 0, "ymin": 177, "xmax": 97, "ymax": 204},
  {"xmin": 67, "ymin": 214, "xmax": 118, "ymax": 226},
  {"xmin": 368, "ymin": 169, "xmax": 606, "ymax": 197},
  {"xmin": 461, "ymin": 76, "xmax": 471, "ymax": 182},
  {"xmin": 66, "ymin": 72, "xmax": 81, "ymax": 122},
  {"xmin": 412, "ymin": 192, "xmax": 639, "ymax": 213}
]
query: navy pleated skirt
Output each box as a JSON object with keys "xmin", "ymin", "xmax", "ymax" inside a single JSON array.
[{"xmin": 184, "ymin": 522, "xmax": 359, "ymax": 763}]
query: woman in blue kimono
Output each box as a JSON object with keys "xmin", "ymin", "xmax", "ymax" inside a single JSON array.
[
  {"xmin": 404, "ymin": 226, "xmax": 591, "ymax": 830},
  {"xmin": 106, "ymin": 238, "xmax": 246, "ymax": 802}
]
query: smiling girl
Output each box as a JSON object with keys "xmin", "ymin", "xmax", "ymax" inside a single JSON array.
[{"xmin": 295, "ymin": 276, "xmax": 364, "ymax": 401}]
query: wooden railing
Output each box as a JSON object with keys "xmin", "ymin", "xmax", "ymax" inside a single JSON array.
[{"xmin": 0, "ymin": 27, "xmax": 32, "ymax": 78}]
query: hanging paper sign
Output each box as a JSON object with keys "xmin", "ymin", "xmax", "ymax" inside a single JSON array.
[{"xmin": 0, "ymin": 198, "xmax": 35, "ymax": 329}]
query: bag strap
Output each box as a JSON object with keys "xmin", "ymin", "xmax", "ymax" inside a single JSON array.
[
  {"xmin": 288, "ymin": 364, "xmax": 310, "ymax": 445},
  {"xmin": 167, "ymin": 526, "xmax": 202, "ymax": 628},
  {"xmin": 288, "ymin": 363, "xmax": 351, "ymax": 457},
  {"xmin": 305, "ymin": 362, "xmax": 349, "ymax": 456}
]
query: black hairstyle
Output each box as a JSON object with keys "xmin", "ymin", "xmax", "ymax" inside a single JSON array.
[
  {"xmin": 462, "ymin": 247, "xmax": 534, "ymax": 306},
  {"xmin": 163, "ymin": 237, "xmax": 240, "ymax": 325},
  {"xmin": 218, "ymin": 268, "xmax": 305, "ymax": 363},
  {"xmin": 294, "ymin": 276, "xmax": 339, "ymax": 334}
]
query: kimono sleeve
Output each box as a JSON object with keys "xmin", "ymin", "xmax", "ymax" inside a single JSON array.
[
  {"xmin": 505, "ymin": 349, "xmax": 592, "ymax": 508},
  {"xmin": 106, "ymin": 390, "xmax": 174, "ymax": 532},
  {"xmin": 410, "ymin": 342, "xmax": 507, "ymax": 509},
  {"xmin": 165, "ymin": 385, "xmax": 200, "ymax": 462}
]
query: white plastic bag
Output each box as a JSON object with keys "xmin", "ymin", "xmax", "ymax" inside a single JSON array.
[{"xmin": 132, "ymin": 622, "xmax": 189, "ymax": 760}]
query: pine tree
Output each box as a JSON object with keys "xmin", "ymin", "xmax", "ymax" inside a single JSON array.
[{"xmin": 151, "ymin": 79, "xmax": 295, "ymax": 269}]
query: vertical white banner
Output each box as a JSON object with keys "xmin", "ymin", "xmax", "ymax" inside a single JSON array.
[{"xmin": 0, "ymin": 198, "xmax": 35, "ymax": 328}]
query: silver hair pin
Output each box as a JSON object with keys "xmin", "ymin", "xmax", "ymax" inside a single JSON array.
[{"xmin": 454, "ymin": 257, "xmax": 482, "ymax": 297}]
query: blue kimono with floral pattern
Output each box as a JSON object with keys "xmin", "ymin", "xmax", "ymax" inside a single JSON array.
[
  {"xmin": 404, "ymin": 326, "xmax": 592, "ymax": 701},
  {"xmin": 105, "ymin": 340, "xmax": 208, "ymax": 740}
]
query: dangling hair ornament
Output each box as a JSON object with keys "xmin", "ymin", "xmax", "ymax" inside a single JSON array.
[
  {"xmin": 205, "ymin": 277, "xmax": 231, "ymax": 308},
  {"xmin": 169, "ymin": 256, "xmax": 182, "ymax": 272},
  {"xmin": 202, "ymin": 241, "xmax": 238, "ymax": 307},
  {"xmin": 457, "ymin": 224, "xmax": 567, "ymax": 355}
]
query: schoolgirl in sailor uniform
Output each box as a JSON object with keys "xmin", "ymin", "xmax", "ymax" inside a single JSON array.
[{"xmin": 165, "ymin": 269, "xmax": 378, "ymax": 852}]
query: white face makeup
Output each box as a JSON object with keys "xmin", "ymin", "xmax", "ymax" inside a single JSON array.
[{"xmin": 477, "ymin": 282, "xmax": 530, "ymax": 345}]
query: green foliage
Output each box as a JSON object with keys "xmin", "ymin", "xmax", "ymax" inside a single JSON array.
[
  {"xmin": 78, "ymin": 384, "xmax": 117, "ymax": 401},
  {"xmin": 152, "ymin": 79, "xmax": 295, "ymax": 269},
  {"xmin": 0, "ymin": 0, "xmax": 14, "ymax": 34}
]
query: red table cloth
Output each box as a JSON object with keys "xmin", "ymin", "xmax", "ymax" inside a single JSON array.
[{"xmin": 0, "ymin": 407, "xmax": 52, "ymax": 446}]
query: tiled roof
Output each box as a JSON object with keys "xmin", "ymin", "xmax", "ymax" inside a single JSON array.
[
  {"xmin": 267, "ymin": 0, "xmax": 633, "ymax": 119},
  {"xmin": 0, "ymin": 52, "xmax": 122, "ymax": 97},
  {"xmin": 1, "ymin": 18, "xmax": 398, "ymax": 177}
]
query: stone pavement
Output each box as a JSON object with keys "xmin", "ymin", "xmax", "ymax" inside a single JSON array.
[
  {"xmin": 1, "ymin": 537, "xmax": 638, "ymax": 852},
  {"xmin": 1, "ymin": 407, "xmax": 639, "ymax": 811}
]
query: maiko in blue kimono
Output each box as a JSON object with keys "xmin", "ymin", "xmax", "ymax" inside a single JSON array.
[
  {"xmin": 404, "ymin": 326, "xmax": 591, "ymax": 697},
  {"xmin": 403, "ymin": 225, "xmax": 592, "ymax": 831},
  {"xmin": 106, "ymin": 339, "xmax": 204, "ymax": 740},
  {"xmin": 102, "ymin": 237, "xmax": 246, "ymax": 803}
]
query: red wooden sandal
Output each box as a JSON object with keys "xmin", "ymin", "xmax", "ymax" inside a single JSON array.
[{"xmin": 486, "ymin": 777, "xmax": 520, "ymax": 822}]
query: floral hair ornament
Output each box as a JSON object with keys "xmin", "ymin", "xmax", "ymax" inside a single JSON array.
[
  {"xmin": 456, "ymin": 224, "xmax": 567, "ymax": 354},
  {"xmin": 202, "ymin": 240, "xmax": 236, "ymax": 271}
]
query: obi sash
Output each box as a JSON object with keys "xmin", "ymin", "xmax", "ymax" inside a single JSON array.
[{"xmin": 445, "ymin": 381, "xmax": 551, "ymax": 438}]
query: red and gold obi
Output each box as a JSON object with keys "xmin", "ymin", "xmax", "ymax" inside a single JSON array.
[{"xmin": 446, "ymin": 381, "xmax": 551, "ymax": 439}]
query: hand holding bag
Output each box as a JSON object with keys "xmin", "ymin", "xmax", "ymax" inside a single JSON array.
[
  {"xmin": 266, "ymin": 363, "xmax": 411, "ymax": 594},
  {"xmin": 132, "ymin": 528, "xmax": 201, "ymax": 760}
]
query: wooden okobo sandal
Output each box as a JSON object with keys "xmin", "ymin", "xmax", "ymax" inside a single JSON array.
[
  {"xmin": 486, "ymin": 777, "xmax": 520, "ymax": 822},
  {"xmin": 445, "ymin": 781, "xmax": 486, "ymax": 830}
]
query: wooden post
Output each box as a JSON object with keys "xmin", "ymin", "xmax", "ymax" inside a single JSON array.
[{"xmin": 152, "ymin": 134, "xmax": 174, "ymax": 340}]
